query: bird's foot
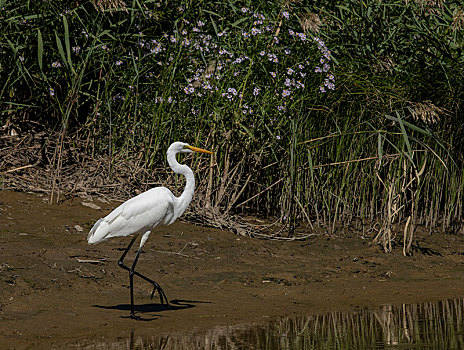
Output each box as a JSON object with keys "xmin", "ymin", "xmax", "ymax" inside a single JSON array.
[
  {"xmin": 130, "ymin": 313, "xmax": 143, "ymax": 321},
  {"xmin": 150, "ymin": 285, "xmax": 169, "ymax": 305}
]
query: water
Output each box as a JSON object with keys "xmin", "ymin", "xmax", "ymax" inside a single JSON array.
[{"xmin": 71, "ymin": 298, "xmax": 464, "ymax": 349}]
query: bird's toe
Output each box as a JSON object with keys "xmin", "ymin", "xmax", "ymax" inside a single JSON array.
[{"xmin": 130, "ymin": 313, "xmax": 143, "ymax": 321}]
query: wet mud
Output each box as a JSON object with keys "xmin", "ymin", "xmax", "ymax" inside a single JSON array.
[{"xmin": 1, "ymin": 190, "xmax": 464, "ymax": 349}]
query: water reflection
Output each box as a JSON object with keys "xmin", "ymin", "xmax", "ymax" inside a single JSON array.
[{"xmin": 72, "ymin": 298, "xmax": 464, "ymax": 349}]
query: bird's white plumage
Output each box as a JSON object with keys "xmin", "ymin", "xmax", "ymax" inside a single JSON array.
[
  {"xmin": 87, "ymin": 187, "xmax": 175, "ymax": 244},
  {"xmin": 87, "ymin": 141, "xmax": 211, "ymax": 248}
]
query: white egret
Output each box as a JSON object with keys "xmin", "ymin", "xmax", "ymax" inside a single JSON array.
[{"xmin": 87, "ymin": 141, "xmax": 212, "ymax": 320}]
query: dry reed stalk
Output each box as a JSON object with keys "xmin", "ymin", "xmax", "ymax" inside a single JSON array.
[
  {"xmin": 49, "ymin": 124, "xmax": 68, "ymax": 204},
  {"xmin": 371, "ymin": 55, "xmax": 396, "ymax": 73},
  {"xmin": 204, "ymin": 148, "xmax": 214, "ymax": 210},
  {"xmin": 404, "ymin": 0, "xmax": 444, "ymax": 13},
  {"xmin": 299, "ymin": 12, "xmax": 321, "ymax": 33},
  {"xmin": 215, "ymin": 145, "xmax": 231, "ymax": 208},
  {"xmin": 409, "ymin": 101, "xmax": 442, "ymax": 124},
  {"xmin": 402, "ymin": 159, "xmax": 426, "ymax": 255},
  {"xmin": 452, "ymin": 7, "xmax": 464, "ymax": 32},
  {"xmin": 92, "ymin": 0, "xmax": 127, "ymax": 12},
  {"xmin": 227, "ymin": 173, "xmax": 251, "ymax": 213},
  {"xmin": 236, "ymin": 177, "xmax": 284, "ymax": 208},
  {"xmin": 191, "ymin": 147, "xmax": 259, "ymax": 237},
  {"xmin": 373, "ymin": 153, "xmax": 427, "ymax": 255},
  {"xmin": 1, "ymin": 163, "xmax": 36, "ymax": 174},
  {"xmin": 374, "ymin": 162, "xmax": 400, "ymax": 252}
]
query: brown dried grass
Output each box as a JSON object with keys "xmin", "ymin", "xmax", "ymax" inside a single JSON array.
[
  {"xmin": 409, "ymin": 100, "xmax": 444, "ymax": 125},
  {"xmin": 299, "ymin": 12, "xmax": 321, "ymax": 33},
  {"xmin": 92, "ymin": 0, "xmax": 127, "ymax": 12},
  {"xmin": 0, "ymin": 123, "xmax": 260, "ymax": 238},
  {"xmin": 452, "ymin": 7, "xmax": 464, "ymax": 32}
]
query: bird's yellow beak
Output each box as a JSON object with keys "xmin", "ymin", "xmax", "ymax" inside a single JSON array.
[{"xmin": 185, "ymin": 145, "xmax": 213, "ymax": 154}]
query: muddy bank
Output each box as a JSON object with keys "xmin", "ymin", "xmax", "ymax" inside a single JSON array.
[{"xmin": 1, "ymin": 190, "xmax": 464, "ymax": 349}]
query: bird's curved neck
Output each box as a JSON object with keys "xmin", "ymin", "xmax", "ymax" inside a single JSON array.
[{"xmin": 167, "ymin": 150, "xmax": 195, "ymax": 218}]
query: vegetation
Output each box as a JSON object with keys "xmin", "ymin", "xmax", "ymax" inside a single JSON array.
[{"xmin": 1, "ymin": 0, "xmax": 463, "ymax": 254}]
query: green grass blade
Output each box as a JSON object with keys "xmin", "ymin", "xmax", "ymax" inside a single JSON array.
[
  {"xmin": 62, "ymin": 15, "xmax": 75, "ymax": 75},
  {"xmin": 230, "ymin": 17, "xmax": 248, "ymax": 28},
  {"xmin": 37, "ymin": 29, "xmax": 43, "ymax": 72},
  {"xmin": 377, "ymin": 132, "xmax": 383, "ymax": 165},
  {"xmin": 6, "ymin": 38, "xmax": 17, "ymax": 54},
  {"xmin": 384, "ymin": 113, "xmax": 432, "ymax": 136},
  {"xmin": 55, "ymin": 30, "xmax": 67, "ymax": 70},
  {"xmin": 395, "ymin": 111, "xmax": 412, "ymax": 159}
]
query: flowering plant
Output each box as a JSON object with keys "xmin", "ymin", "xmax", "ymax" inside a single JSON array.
[{"xmin": 132, "ymin": 4, "xmax": 336, "ymax": 145}]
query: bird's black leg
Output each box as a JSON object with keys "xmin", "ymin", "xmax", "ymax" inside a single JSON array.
[
  {"xmin": 129, "ymin": 247, "xmax": 142, "ymax": 319},
  {"xmin": 128, "ymin": 257, "xmax": 169, "ymax": 306},
  {"xmin": 118, "ymin": 236, "xmax": 137, "ymax": 269},
  {"xmin": 118, "ymin": 237, "xmax": 169, "ymax": 319}
]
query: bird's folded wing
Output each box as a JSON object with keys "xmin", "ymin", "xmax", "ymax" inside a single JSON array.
[{"xmin": 88, "ymin": 187, "xmax": 174, "ymax": 243}]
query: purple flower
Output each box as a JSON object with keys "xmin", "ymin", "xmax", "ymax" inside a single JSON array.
[
  {"xmin": 324, "ymin": 80, "xmax": 335, "ymax": 90},
  {"xmin": 297, "ymin": 33, "xmax": 307, "ymax": 41},
  {"xmin": 228, "ymin": 87, "xmax": 237, "ymax": 95},
  {"xmin": 184, "ymin": 85, "xmax": 195, "ymax": 94}
]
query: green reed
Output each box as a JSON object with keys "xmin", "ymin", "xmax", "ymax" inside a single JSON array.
[{"xmin": 0, "ymin": 0, "xmax": 462, "ymax": 251}]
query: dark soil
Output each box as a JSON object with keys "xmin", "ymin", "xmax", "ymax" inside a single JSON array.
[{"xmin": 1, "ymin": 190, "xmax": 464, "ymax": 349}]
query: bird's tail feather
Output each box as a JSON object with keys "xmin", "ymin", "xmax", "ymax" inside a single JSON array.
[{"xmin": 87, "ymin": 218, "xmax": 106, "ymax": 244}]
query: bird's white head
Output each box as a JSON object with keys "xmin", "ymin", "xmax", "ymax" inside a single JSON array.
[{"xmin": 168, "ymin": 141, "xmax": 213, "ymax": 155}]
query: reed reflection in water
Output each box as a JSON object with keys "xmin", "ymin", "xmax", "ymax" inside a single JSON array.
[{"xmin": 73, "ymin": 298, "xmax": 464, "ymax": 350}]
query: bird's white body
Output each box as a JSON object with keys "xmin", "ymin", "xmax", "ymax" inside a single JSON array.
[
  {"xmin": 88, "ymin": 187, "xmax": 176, "ymax": 245},
  {"xmin": 87, "ymin": 141, "xmax": 209, "ymax": 248}
]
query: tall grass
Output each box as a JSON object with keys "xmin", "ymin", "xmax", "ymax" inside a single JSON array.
[{"xmin": 0, "ymin": 0, "xmax": 463, "ymax": 253}]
